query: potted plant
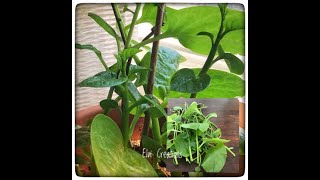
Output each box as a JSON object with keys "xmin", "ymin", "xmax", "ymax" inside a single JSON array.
[{"xmin": 75, "ymin": 3, "xmax": 245, "ymax": 177}]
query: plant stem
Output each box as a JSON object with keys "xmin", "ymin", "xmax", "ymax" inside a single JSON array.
[
  {"xmin": 125, "ymin": 3, "xmax": 141, "ymax": 74},
  {"xmin": 125, "ymin": 4, "xmax": 141, "ymax": 48},
  {"xmin": 151, "ymin": 117, "xmax": 162, "ymax": 144},
  {"xmin": 108, "ymin": 4, "xmax": 127, "ymax": 100},
  {"xmin": 121, "ymin": 82, "xmax": 130, "ymax": 148},
  {"xmin": 132, "ymin": 33, "xmax": 169, "ymax": 49},
  {"xmin": 190, "ymin": 14, "xmax": 225, "ymax": 98},
  {"xmin": 142, "ymin": 3, "xmax": 166, "ymax": 139},
  {"xmin": 111, "ymin": 3, "xmax": 127, "ymax": 45}
]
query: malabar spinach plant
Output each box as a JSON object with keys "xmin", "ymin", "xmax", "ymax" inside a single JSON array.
[
  {"xmin": 165, "ymin": 102, "xmax": 235, "ymax": 173},
  {"xmin": 75, "ymin": 3, "xmax": 244, "ymax": 176},
  {"xmin": 75, "ymin": 3, "xmax": 183, "ymax": 176}
]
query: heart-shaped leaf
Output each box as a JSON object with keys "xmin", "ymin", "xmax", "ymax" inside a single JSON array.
[
  {"xmin": 91, "ymin": 114, "xmax": 157, "ymax": 176},
  {"xmin": 168, "ymin": 69, "xmax": 244, "ymax": 98},
  {"xmin": 170, "ymin": 68, "xmax": 211, "ymax": 93},
  {"xmin": 201, "ymin": 143, "xmax": 227, "ymax": 173},
  {"xmin": 79, "ymin": 71, "xmax": 127, "ymax": 87}
]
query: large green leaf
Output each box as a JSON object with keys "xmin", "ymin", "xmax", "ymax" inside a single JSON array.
[
  {"xmin": 90, "ymin": 114, "xmax": 157, "ymax": 176},
  {"xmin": 170, "ymin": 68, "xmax": 211, "ymax": 93},
  {"xmin": 88, "ymin": 13, "xmax": 119, "ymax": 39},
  {"xmin": 201, "ymin": 143, "xmax": 227, "ymax": 172},
  {"xmin": 137, "ymin": 46, "xmax": 183, "ymax": 89},
  {"xmin": 168, "ymin": 69, "xmax": 244, "ymax": 98},
  {"xmin": 136, "ymin": 5, "xmax": 244, "ymax": 55},
  {"xmin": 79, "ymin": 71, "xmax": 127, "ymax": 87}
]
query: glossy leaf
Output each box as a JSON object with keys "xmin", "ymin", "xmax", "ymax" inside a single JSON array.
[
  {"xmin": 137, "ymin": 5, "xmax": 244, "ymax": 55},
  {"xmin": 88, "ymin": 13, "xmax": 119, "ymax": 39},
  {"xmin": 90, "ymin": 114, "xmax": 157, "ymax": 176},
  {"xmin": 170, "ymin": 68, "xmax": 211, "ymax": 93},
  {"xmin": 100, "ymin": 99, "xmax": 118, "ymax": 114},
  {"xmin": 138, "ymin": 46, "xmax": 183, "ymax": 89},
  {"xmin": 128, "ymin": 65, "xmax": 149, "ymax": 77},
  {"xmin": 201, "ymin": 143, "xmax": 227, "ymax": 172},
  {"xmin": 79, "ymin": 71, "xmax": 127, "ymax": 87},
  {"xmin": 168, "ymin": 69, "xmax": 244, "ymax": 98},
  {"xmin": 215, "ymin": 53, "xmax": 244, "ymax": 75}
]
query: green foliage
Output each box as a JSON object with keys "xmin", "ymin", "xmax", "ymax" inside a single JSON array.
[
  {"xmin": 168, "ymin": 69, "xmax": 244, "ymax": 98},
  {"xmin": 79, "ymin": 71, "xmax": 127, "ymax": 87},
  {"xmin": 90, "ymin": 114, "xmax": 157, "ymax": 176},
  {"xmin": 166, "ymin": 102, "xmax": 234, "ymax": 173},
  {"xmin": 170, "ymin": 68, "xmax": 211, "ymax": 94}
]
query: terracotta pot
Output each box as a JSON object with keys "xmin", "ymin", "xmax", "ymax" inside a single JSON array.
[{"xmin": 75, "ymin": 105, "xmax": 144, "ymax": 146}]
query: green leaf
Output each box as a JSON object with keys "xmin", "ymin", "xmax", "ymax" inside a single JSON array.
[
  {"xmin": 173, "ymin": 133, "xmax": 190, "ymax": 157},
  {"xmin": 157, "ymin": 85, "xmax": 167, "ymax": 101},
  {"xmin": 79, "ymin": 71, "xmax": 127, "ymax": 87},
  {"xmin": 201, "ymin": 143, "xmax": 227, "ymax": 173},
  {"xmin": 183, "ymin": 102, "xmax": 201, "ymax": 117},
  {"xmin": 143, "ymin": 95, "xmax": 167, "ymax": 118},
  {"xmin": 198, "ymin": 122, "xmax": 209, "ymax": 132},
  {"xmin": 137, "ymin": 5, "xmax": 244, "ymax": 55},
  {"xmin": 88, "ymin": 13, "xmax": 119, "ymax": 39},
  {"xmin": 197, "ymin": 32, "xmax": 214, "ymax": 46},
  {"xmin": 168, "ymin": 69, "xmax": 244, "ymax": 98},
  {"xmin": 90, "ymin": 114, "xmax": 157, "ymax": 176},
  {"xmin": 100, "ymin": 99, "xmax": 118, "ymax": 114},
  {"xmin": 119, "ymin": 48, "xmax": 142, "ymax": 61},
  {"xmin": 135, "ymin": 52, "xmax": 150, "ymax": 86},
  {"xmin": 128, "ymin": 65, "xmax": 149, "ymax": 77},
  {"xmin": 75, "ymin": 43, "xmax": 105, "ymax": 67},
  {"xmin": 206, "ymin": 113, "xmax": 218, "ymax": 119},
  {"xmin": 134, "ymin": 4, "xmax": 172, "ymax": 32},
  {"xmin": 223, "ymin": 7, "xmax": 245, "ymax": 33},
  {"xmin": 128, "ymin": 81, "xmax": 142, "ymax": 102},
  {"xmin": 202, "ymin": 137, "xmax": 230, "ymax": 144},
  {"xmin": 181, "ymin": 123, "xmax": 201, "ymax": 130},
  {"xmin": 170, "ymin": 68, "xmax": 211, "ymax": 93},
  {"xmin": 216, "ymin": 53, "xmax": 244, "ymax": 75},
  {"xmin": 139, "ymin": 47, "xmax": 183, "ymax": 89}
]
